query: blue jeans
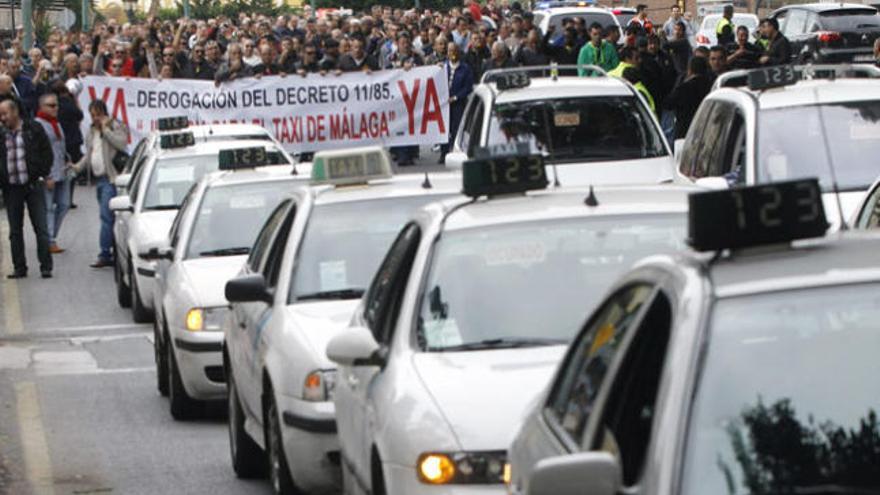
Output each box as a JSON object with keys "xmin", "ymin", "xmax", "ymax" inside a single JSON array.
[
  {"xmin": 44, "ymin": 178, "xmax": 71, "ymax": 245},
  {"xmin": 96, "ymin": 176, "xmax": 116, "ymax": 261},
  {"xmin": 661, "ymin": 110, "xmax": 676, "ymax": 146}
]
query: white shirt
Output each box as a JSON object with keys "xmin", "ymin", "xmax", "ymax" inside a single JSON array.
[{"xmin": 91, "ymin": 131, "xmax": 106, "ymax": 177}]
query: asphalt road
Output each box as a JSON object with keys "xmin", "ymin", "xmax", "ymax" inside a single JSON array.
[{"xmin": 0, "ymin": 153, "xmax": 445, "ymax": 495}]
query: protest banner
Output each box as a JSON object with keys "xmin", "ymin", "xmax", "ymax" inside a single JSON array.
[{"xmin": 77, "ymin": 66, "xmax": 450, "ymax": 153}]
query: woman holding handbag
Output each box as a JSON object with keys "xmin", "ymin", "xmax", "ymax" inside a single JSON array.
[{"xmin": 73, "ymin": 99, "xmax": 129, "ymax": 268}]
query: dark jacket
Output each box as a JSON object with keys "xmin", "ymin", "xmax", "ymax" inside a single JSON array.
[
  {"xmin": 12, "ymin": 74, "xmax": 37, "ymax": 117},
  {"xmin": 252, "ymin": 62, "xmax": 284, "ymax": 76},
  {"xmin": 764, "ymin": 33, "xmax": 792, "ymax": 66},
  {"xmin": 57, "ymin": 94, "xmax": 84, "ymax": 158},
  {"xmin": 0, "ymin": 119, "xmax": 53, "ymax": 187},
  {"xmin": 338, "ymin": 53, "xmax": 380, "ymax": 72},
  {"xmin": 214, "ymin": 62, "xmax": 253, "ymax": 84},
  {"xmin": 664, "ymin": 38, "xmax": 692, "ymax": 75},
  {"xmin": 665, "ymin": 74, "xmax": 713, "ymax": 139}
]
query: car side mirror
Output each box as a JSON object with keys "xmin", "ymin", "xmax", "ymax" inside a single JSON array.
[
  {"xmin": 326, "ymin": 326, "xmax": 384, "ymax": 367},
  {"xmin": 139, "ymin": 245, "xmax": 174, "ymax": 261},
  {"xmin": 694, "ymin": 176, "xmax": 730, "ymax": 190},
  {"xmin": 526, "ymin": 452, "xmax": 621, "ymax": 495},
  {"xmin": 225, "ymin": 273, "xmax": 273, "ymax": 304},
  {"xmin": 115, "ymin": 173, "xmax": 132, "ymax": 189},
  {"xmin": 108, "ymin": 195, "xmax": 133, "ymax": 212},
  {"xmin": 444, "ymin": 151, "xmax": 468, "ymax": 169}
]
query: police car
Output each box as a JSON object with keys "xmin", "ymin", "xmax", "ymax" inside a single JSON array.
[
  {"xmin": 325, "ymin": 151, "xmax": 691, "ymax": 495},
  {"xmin": 676, "ymin": 64, "xmax": 880, "ymax": 229},
  {"xmin": 532, "ymin": 5, "xmax": 621, "ymax": 38},
  {"xmin": 221, "ymin": 147, "xmax": 461, "ymax": 495},
  {"xmin": 851, "ymin": 174, "xmax": 880, "ymax": 229},
  {"xmin": 142, "ymin": 152, "xmax": 308, "ymax": 420},
  {"xmin": 511, "ymin": 179, "xmax": 880, "ymax": 495},
  {"xmin": 115, "ymin": 117, "xmax": 279, "ymax": 193},
  {"xmin": 444, "ymin": 68, "xmax": 674, "ymax": 186},
  {"xmin": 109, "ymin": 132, "xmax": 293, "ymax": 323}
]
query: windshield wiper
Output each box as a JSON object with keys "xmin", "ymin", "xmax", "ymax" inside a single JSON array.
[
  {"xmin": 199, "ymin": 247, "xmax": 250, "ymax": 257},
  {"xmin": 430, "ymin": 337, "xmax": 567, "ymax": 352},
  {"xmin": 144, "ymin": 204, "xmax": 180, "ymax": 211},
  {"xmin": 296, "ymin": 288, "xmax": 365, "ymax": 301}
]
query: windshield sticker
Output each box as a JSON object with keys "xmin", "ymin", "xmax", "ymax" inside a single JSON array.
[
  {"xmin": 553, "ymin": 112, "xmax": 580, "ymax": 127},
  {"xmin": 850, "ymin": 122, "xmax": 880, "ymax": 141},
  {"xmin": 157, "ymin": 166, "xmax": 194, "ymax": 183},
  {"xmin": 230, "ymin": 196, "xmax": 266, "ymax": 209},
  {"xmin": 423, "ymin": 319, "xmax": 463, "ymax": 348},
  {"xmin": 319, "ymin": 260, "xmax": 348, "ymax": 291},
  {"xmin": 484, "ymin": 240, "xmax": 546, "ymax": 266}
]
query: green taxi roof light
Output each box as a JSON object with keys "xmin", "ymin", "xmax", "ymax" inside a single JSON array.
[
  {"xmin": 159, "ymin": 132, "xmax": 195, "ymax": 150},
  {"xmin": 747, "ymin": 65, "xmax": 798, "ymax": 91},
  {"xmin": 687, "ymin": 178, "xmax": 829, "ymax": 252},
  {"xmin": 157, "ymin": 116, "xmax": 189, "ymax": 131},
  {"xmin": 218, "ymin": 147, "xmax": 271, "ymax": 170},
  {"xmin": 310, "ymin": 146, "xmax": 393, "ymax": 186},
  {"xmin": 462, "ymin": 150, "xmax": 548, "ymax": 198}
]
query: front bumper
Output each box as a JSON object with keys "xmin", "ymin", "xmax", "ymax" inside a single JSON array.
[
  {"xmin": 277, "ymin": 393, "xmax": 342, "ymax": 493},
  {"xmin": 816, "ymin": 47, "xmax": 874, "ymax": 63},
  {"xmin": 385, "ymin": 463, "xmax": 507, "ymax": 495},
  {"xmin": 173, "ymin": 332, "xmax": 225, "ymax": 400}
]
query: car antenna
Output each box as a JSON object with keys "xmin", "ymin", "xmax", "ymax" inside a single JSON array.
[
  {"xmin": 813, "ymin": 86, "xmax": 848, "ymax": 230},
  {"xmin": 422, "ymin": 172, "xmax": 432, "ymax": 189},
  {"xmin": 584, "ymin": 185, "xmax": 599, "ymax": 206},
  {"xmin": 539, "ymin": 103, "xmax": 561, "ymax": 187}
]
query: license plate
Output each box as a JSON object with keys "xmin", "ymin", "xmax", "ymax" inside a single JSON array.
[{"xmin": 853, "ymin": 54, "xmax": 874, "ymax": 62}]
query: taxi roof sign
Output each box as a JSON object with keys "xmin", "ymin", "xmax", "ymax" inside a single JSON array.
[
  {"xmin": 310, "ymin": 146, "xmax": 393, "ymax": 186},
  {"xmin": 462, "ymin": 150, "xmax": 547, "ymax": 197},
  {"xmin": 747, "ymin": 65, "xmax": 798, "ymax": 91},
  {"xmin": 688, "ymin": 178, "xmax": 829, "ymax": 252},
  {"xmin": 159, "ymin": 132, "xmax": 195, "ymax": 150},
  {"xmin": 219, "ymin": 147, "xmax": 270, "ymax": 170},
  {"xmin": 157, "ymin": 116, "xmax": 189, "ymax": 131}
]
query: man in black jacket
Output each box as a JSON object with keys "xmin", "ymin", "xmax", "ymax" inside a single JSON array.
[
  {"xmin": 338, "ymin": 38, "xmax": 380, "ymax": 72},
  {"xmin": 759, "ymin": 18, "xmax": 791, "ymax": 66},
  {"xmin": 665, "ymin": 56, "xmax": 713, "ymax": 140},
  {"xmin": 0, "ymin": 99, "xmax": 54, "ymax": 278}
]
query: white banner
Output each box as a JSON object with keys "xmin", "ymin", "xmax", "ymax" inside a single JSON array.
[{"xmin": 77, "ymin": 66, "xmax": 450, "ymax": 153}]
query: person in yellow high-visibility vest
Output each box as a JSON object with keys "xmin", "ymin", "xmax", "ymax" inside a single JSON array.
[
  {"xmin": 608, "ymin": 46, "xmax": 641, "ymax": 78},
  {"xmin": 622, "ymin": 66, "xmax": 656, "ymax": 114},
  {"xmin": 716, "ymin": 5, "xmax": 735, "ymax": 46}
]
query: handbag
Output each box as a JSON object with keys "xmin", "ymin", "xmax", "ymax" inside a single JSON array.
[{"xmin": 112, "ymin": 149, "xmax": 129, "ymax": 173}]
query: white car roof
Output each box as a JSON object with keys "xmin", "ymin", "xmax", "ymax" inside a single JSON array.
[
  {"xmin": 203, "ymin": 166, "xmax": 307, "ymax": 189},
  {"xmin": 156, "ymin": 138, "xmax": 287, "ymax": 159},
  {"xmin": 489, "ymin": 76, "xmax": 634, "ymax": 104},
  {"xmin": 309, "ymin": 172, "xmax": 463, "ymax": 206},
  {"xmin": 537, "ymin": 6, "xmax": 616, "ymax": 15},
  {"xmin": 156, "ymin": 123, "xmax": 272, "ymax": 138},
  {"xmin": 752, "ymin": 79, "xmax": 880, "ymax": 110},
  {"xmin": 441, "ymin": 184, "xmax": 695, "ymax": 231}
]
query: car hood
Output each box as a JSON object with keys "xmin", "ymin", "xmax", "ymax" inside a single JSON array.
[
  {"xmin": 180, "ymin": 255, "xmax": 248, "ymax": 307},
  {"xmin": 284, "ymin": 300, "xmax": 361, "ymax": 368},
  {"xmin": 412, "ymin": 346, "xmax": 566, "ymax": 451},
  {"xmin": 551, "ymin": 155, "xmax": 674, "ymax": 187},
  {"xmin": 134, "ymin": 210, "xmax": 177, "ymax": 245},
  {"xmin": 823, "ymin": 190, "xmax": 863, "ymax": 231}
]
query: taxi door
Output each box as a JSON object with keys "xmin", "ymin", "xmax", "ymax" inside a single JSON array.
[
  {"xmin": 155, "ymin": 189, "xmax": 195, "ymax": 319},
  {"xmin": 339, "ymin": 223, "xmax": 423, "ymax": 487}
]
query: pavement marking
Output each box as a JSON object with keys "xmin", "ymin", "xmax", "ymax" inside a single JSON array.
[
  {"xmin": 37, "ymin": 366, "xmax": 154, "ymax": 377},
  {"xmin": 0, "ymin": 215, "xmax": 24, "ymax": 335},
  {"xmin": 29, "ymin": 323, "xmax": 150, "ymax": 334},
  {"xmin": 15, "ymin": 381, "xmax": 56, "ymax": 495}
]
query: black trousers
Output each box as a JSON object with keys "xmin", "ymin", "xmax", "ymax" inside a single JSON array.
[{"xmin": 3, "ymin": 183, "xmax": 52, "ymax": 274}]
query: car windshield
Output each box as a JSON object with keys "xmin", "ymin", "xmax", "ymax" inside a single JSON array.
[
  {"xmin": 487, "ymin": 97, "xmax": 667, "ymax": 164},
  {"xmin": 185, "ymin": 181, "xmax": 294, "ymax": 259},
  {"xmin": 681, "ymin": 284, "xmax": 880, "ymax": 494},
  {"xmin": 702, "ymin": 14, "xmax": 758, "ymax": 31},
  {"xmin": 417, "ymin": 214, "xmax": 685, "ymax": 351},
  {"xmin": 758, "ymin": 100, "xmax": 880, "ymax": 192},
  {"xmin": 819, "ymin": 10, "xmax": 880, "ymax": 30},
  {"xmin": 289, "ymin": 195, "xmax": 453, "ymax": 303},
  {"xmin": 548, "ymin": 13, "xmax": 616, "ymax": 32},
  {"xmin": 142, "ymin": 155, "xmax": 218, "ymax": 210}
]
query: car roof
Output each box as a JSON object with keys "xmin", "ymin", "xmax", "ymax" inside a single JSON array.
[
  {"xmin": 203, "ymin": 166, "xmax": 306, "ymax": 189},
  {"xmin": 440, "ymin": 184, "xmax": 695, "ymax": 231},
  {"xmin": 776, "ymin": 2, "xmax": 876, "ymax": 12},
  {"xmin": 155, "ymin": 123, "xmax": 271, "ymax": 137},
  {"xmin": 156, "ymin": 138, "xmax": 286, "ymax": 159},
  {"xmin": 713, "ymin": 78, "xmax": 880, "ymax": 109},
  {"xmin": 309, "ymin": 172, "xmax": 463, "ymax": 205},
  {"xmin": 537, "ymin": 6, "xmax": 615, "ymax": 15},
  {"xmin": 488, "ymin": 76, "xmax": 634, "ymax": 103}
]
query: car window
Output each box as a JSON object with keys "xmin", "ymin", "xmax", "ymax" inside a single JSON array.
[
  {"xmin": 591, "ymin": 291, "xmax": 674, "ymax": 486},
  {"xmin": 692, "ymin": 101, "xmax": 736, "ymax": 178},
  {"xmin": 545, "ymin": 284, "xmax": 655, "ymax": 447},
  {"xmin": 548, "ymin": 13, "xmax": 617, "ymax": 33},
  {"xmin": 363, "ymin": 223, "xmax": 422, "ymax": 345},
  {"xmin": 261, "ymin": 205, "xmax": 296, "ymax": 290},
  {"xmin": 857, "ymin": 184, "xmax": 880, "ymax": 229},
  {"xmin": 168, "ymin": 186, "xmax": 196, "ymax": 248},
  {"xmin": 459, "ymin": 97, "xmax": 481, "ymax": 152},
  {"xmin": 783, "ymin": 9, "xmax": 808, "ymax": 36},
  {"xmin": 128, "ymin": 154, "xmax": 153, "ymax": 204},
  {"xmin": 818, "ymin": 9, "xmax": 880, "ymax": 30},
  {"xmin": 248, "ymin": 199, "xmax": 292, "ymax": 273},
  {"xmin": 125, "ymin": 139, "xmax": 146, "ymax": 174},
  {"xmin": 713, "ymin": 108, "xmax": 746, "ymax": 182},
  {"xmin": 466, "ymin": 100, "xmax": 486, "ymax": 157},
  {"xmin": 679, "ymin": 102, "xmax": 714, "ymax": 177}
]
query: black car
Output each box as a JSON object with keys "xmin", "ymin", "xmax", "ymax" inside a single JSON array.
[{"xmin": 770, "ymin": 3, "xmax": 880, "ymax": 63}]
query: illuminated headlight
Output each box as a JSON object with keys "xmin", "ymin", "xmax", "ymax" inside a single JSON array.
[
  {"xmin": 302, "ymin": 370, "xmax": 337, "ymax": 402},
  {"xmin": 185, "ymin": 307, "xmax": 228, "ymax": 332},
  {"xmin": 417, "ymin": 451, "xmax": 507, "ymax": 485}
]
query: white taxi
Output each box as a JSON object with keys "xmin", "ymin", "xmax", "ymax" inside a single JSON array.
[
  {"xmin": 222, "ymin": 147, "xmax": 462, "ymax": 495},
  {"xmin": 515, "ymin": 179, "xmax": 880, "ymax": 495},
  {"xmin": 326, "ymin": 152, "xmax": 691, "ymax": 495},
  {"xmin": 109, "ymin": 134, "xmax": 293, "ymax": 323},
  {"xmin": 143, "ymin": 153, "xmax": 308, "ymax": 420},
  {"xmin": 444, "ymin": 68, "xmax": 673, "ymax": 186},
  {"xmin": 675, "ymin": 64, "xmax": 880, "ymax": 228}
]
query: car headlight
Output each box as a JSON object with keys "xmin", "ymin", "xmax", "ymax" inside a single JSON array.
[
  {"xmin": 417, "ymin": 451, "xmax": 507, "ymax": 485},
  {"xmin": 185, "ymin": 307, "xmax": 228, "ymax": 332},
  {"xmin": 303, "ymin": 370, "xmax": 337, "ymax": 402}
]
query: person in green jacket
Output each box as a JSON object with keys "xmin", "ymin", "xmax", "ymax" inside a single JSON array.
[
  {"xmin": 578, "ymin": 22, "xmax": 620, "ymax": 75},
  {"xmin": 608, "ymin": 46, "xmax": 641, "ymax": 78},
  {"xmin": 622, "ymin": 66, "xmax": 656, "ymax": 114}
]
